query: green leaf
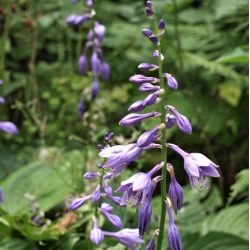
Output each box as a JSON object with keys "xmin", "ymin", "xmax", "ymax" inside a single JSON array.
[
  {"xmin": 217, "ymin": 48, "xmax": 249, "ymax": 64},
  {"xmin": 218, "ymin": 83, "xmax": 242, "ymax": 107},
  {"xmin": 207, "ymin": 204, "xmax": 249, "ymax": 240},
  {"xmin": 0, "ymin": 237, "xmax": 36, "ymax": 250}
]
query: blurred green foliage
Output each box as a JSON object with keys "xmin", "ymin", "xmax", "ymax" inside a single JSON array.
[{"xmin": 0, "ymin": 0, "xmax": 248, "ymax": 249}]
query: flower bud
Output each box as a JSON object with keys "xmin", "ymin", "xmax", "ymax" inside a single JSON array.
[
  {"xmin": 158, "ymin": 19, "xmax": 166, "ymax": 35},
  {"xmin": 142, "ymin": 28, "xmax": 153, "ymax": 38},
  {"xmin": 78, "ymin": 54, "xmax": 87, "ymax": 75},
  {"xmin": 138, "ymin": 63, "xmax": 159, "ymax": 71},
  {"xmin": 90, "ymin": 219, "xmax": 104, "ymax": 245},
  {"xmin": 139, "ymin": 83, "xmax": 160, "ymax": 92},
  {"xmin": 163, "ymin": 73, "xmax": 178, "ymax": 90}
]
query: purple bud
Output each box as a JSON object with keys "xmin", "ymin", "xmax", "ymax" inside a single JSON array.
[
  {"xmin": 149, "ymin": 35, "xmax": 158, "ymax": 44},
  {"xmin": 0, "ymin": 79, "xmax": 3, "ymax": 85},
  {"xmin": 146, "ymin": 1, "xmax": 154, "ymax": 16},
  {"xmin": 129, "ymin": 74, "xmax": 159, "ymax": 84},
  {"xmin": 104, "ymin": 132, "xmax": 114, "ymax": 142},
  {"xmin": 137, "ymin": 126, "xmax": 160, "ymax": 148},
  {"xmin": 119, "ymin": 112, "xmax": 161, "ymax": 127},
  {"xmin": 143, "ymin": 92, "xmax": 158, "ymax": 106},
  {"xmin": 139, "ymin": 83, "xmax": 160, "ymax": 92},
  {"xmin": 94, "ymin": 21, "xmax": 106, "ymax": 41},
  {"xmin": 138, "ymin": 63, "xmax": 159, "ymax": 71},
  {"xmin": 0, "ymin": 96, "xmax": 5, "ymax": 105},
  {"xmin": 163, "ymin": 73, "xmax": 178, "ymax": 90},
  {"xmin": 166, "ymin": 114, "xmax": 176, "ymax": 129},
  {"xmin": 128, "ymin": 100, "xmax": 145, "ymax": 112},
  {"xmin": 83, "ymin": 172, "xmax": 101, "ymax": 180},
  {"xmin": 69, "ymin": 195, "xmax": 92, "ymax": 210},
  {"xmin": 100, "ymin": 61, "xmax": 110, "ymax": 82},
  {"xmin": 91, "ymin": 78, "xmax": 99, "ymax": 99},
  {"xmin": 166, "ymin": 201, "xmax": 182, "ymax": 250},
  {"xmin": 90, "ymin": 219, "xmax": 104, "ymax": 245},
  {"xmin": 78, "ymin": 54, "xmax": 87, "ymax": 75},
  {"xmin": 101, "ymin": 202, "xmax": 113, "ymax": 212},
  {"xmin": 87, "ymin": 30, "xmax": 94, "ymax": 41},
  {"xmin": 167, "ymin": 105, "xmax": 192, "ymax": 134},
  {"xmin": 92, "ymin": 185, "xmax": 101, "ymax": 203},
  {"xmin": 158, "ymin": 19, "xmax": 166, "ymax": 31},
  {"xmin": 146, "ymin": 239, "xmax": 155, "ymax": 250},
  {"xmin": 142, "ymin": 29, "xmax": 153, "ymax": 38},
  {"xmin": 153, "ymin": 50, "xmax": 160, "ymax": 58},
  {"xmin": 66, "ymin": 14, "xmax": 91, "ymax": 26},
  {"xmin": 77, "ymin": 99, "xmax": 87, "ymax": 118},
  {"xmin": 100, "ymin": 204, "xmax": 123, "ymax": 228},
  {"xmin": 91, "ymin": 51, "xmax": 101, "ymax": 74},
  {"xmin": 0, "ymin": 122, "xmax": 18, "ymax": 134}
]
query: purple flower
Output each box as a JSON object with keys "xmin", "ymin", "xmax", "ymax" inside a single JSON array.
[
  {"xmin": 138, "ymin": 182, "xmax": 156, "ymax": 235},
  {"xmin": 66, "ymin": 14, "xmax": 91, "ymax": 26},
  {"xmin": 94, "ymin": 21, "xmax": 106, "ymax": 42},
  {"xmin": 128, "ymin": 100, "xmax": 145, "ymax": 112},
  {"xmin": 0, "ymin": 122, "xmax": 18, "ymax": 134},
  {"xmin": 69, "ymin": 194, "xmax": 92, "ymax": 210},
  {"xmin": 0, "ymin": 96, "xmax": 5, "ymax": 104},
  {"xmin": 103, "ymin": 229, "xmax": 144, "ymax": 250},
  {"xmin": 78, "ymin": 54, "xmax": 87, "ymax": 75},
  {"xmin": 91, "ymin": 78, "xmax": 99, "ymax": 99},
  {"xmin": 168, "ymin": 143, "xmax": 220, "ymax": 189},
  {"xmin": 167, "ymin": 164, "xmax": 183, "ymax": 213},
  {"xmin": 138, "ymin": 63, "xmax": 159, "ymax": 71},
  {"xmin": 142, "ymin": 28, "xmax": 153, "ymax": 38},
  {"xmin": 83, "ymin": 172, "xmax": 101, "ymax": 180},
  {"xmin": 163, "ymin": 73, "xmax": 178, "ymax": 90},
  {"xmin": 146, "ymin": 239, "xmax": 155, "ymax": 250},
  {"xmin": 136, "ymin": 125, "xmax": 162, "ymax": 148},
  {"xmin": 100, "ymin": 60, "xmax": 110, "ymax": 82},
  {"xmin": 139, "ymin": 83, "xmax": 160, "ymax": 92},
  {"xmin": 166, "ymin": 200, "xmax": 182, "ymax": 250},
  {"xmin": 100, "ymin": 203, "xmax": 123, "ymax": 228},
  {"xmin": 0, "ymin": 79, "xmax": 3, "ymax": 85},
  {"xmin": 0, "ymin": 188, "xmax": 4, "ymax": 203},
  {"xmin": 91, "ymin": 51, "xmax": 101, "ymax": 74},
  {"xmin": 77, "ymin": 98, "xmax": 87, "ymax": 118},
  {"xmin": 149, "ymin": 35, "xmax": 158, "ymax": 44},
  {"xmin": 143, "ymin": 92, "xmax": 159, "ymax": 106},
  {"xmin": 104, "ymin": 131, "xmax": 114, "ymax": 142},
  {"xmin": 90, "ymin": 218, "xmax": 104, "ymax": 245},
  {"xmin": 92, "ymin": 184, "xmax": 101, "ymax": 202},
  {"xmin": 86, "ymin": 0, "xmax": 93, "ymax": 7},
  {"xmin": 153, "ymin": 50, "xmax": 160, "ymax": 58},
  {"xmin": 167, "ymin": 105, "xmax": 192, "ymax": 134},
  {"xmin": 129, "ymin": 74, "xmax": 159, "ymax": 84},
  {"xmin": 146, "ymin": 0, "xmax": 154, "ymax": 16},
  {"xmin": 119, "ymin": 112, "xmax": 161, "ymax": 127}
]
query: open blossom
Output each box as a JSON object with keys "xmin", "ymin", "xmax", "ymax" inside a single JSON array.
[
  {"xmin": 168, "ymin": 143, "xmax": 220, "ymax": 188},
  {"xmin": 103, "ymin": 229, "xmax": 144, "ymax": 250}
]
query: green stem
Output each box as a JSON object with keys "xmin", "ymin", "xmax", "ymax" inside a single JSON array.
[{"xmin": 154, "ymin": 19, "xmax": 168, "ymax": 250}]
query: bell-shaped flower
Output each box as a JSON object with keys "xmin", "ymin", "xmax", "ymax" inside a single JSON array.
[
  {"xmin": 168, "ymin": 143, "xmax": 220, "ymax": 189},
  {"xmin": 166, "ymin": 199, "xmax": 182, "ymax": 250},
  {"xmin": 100, "ymin": 203, "xmax": 123, "ymax": 228},
  {"xmin": 103, "ymin": 229, "xmax": 144, "ymax": 250},
  {"xmin": 167, "ymin": 164, "xmax": 183, "ymax": 213},
  {"xmin": 69, "ymin": 194, "xmax": 92, "ymax": 210},
  {"xmin": 163, "ymin": 73, "xmax": 178, "ymax": 90},
  {"xmin": 119, "ymin": 112, "xmax": 161, "ymax": 127},
  {"xmin": 90, "ymin": 218, "xmax": 104, "ymax": 245},
  {"xmin": 86, "ymin": 0, "xmax": 93, "ymax": 7},
  {"xmin": 0, "ymin": 121, "xmax": 18, "ymax": 134},
  {"xmin": 91, "ymin": 78, "xmax": 99, "ymax": 99},
  {"xmin": 166, "ymin": 105, "xmax": 192, "ymax": 134},
  {"xmin": 139, "ymin": 83, "xmax": 160, "ymax": 92},
  {"xmin": 91, "ymin": 51, "xmax": 100, "ymax": 74},
  {"xmin": 129, "ymin": 74, "xmax": 159, "ymax": 84},
  {"xmin": 94, "ymin": 21, "xmax": 106, "ymax": 42},
  {"xmin": 100, "ymin": 60, "xmax": 110, "ymax": 81}
]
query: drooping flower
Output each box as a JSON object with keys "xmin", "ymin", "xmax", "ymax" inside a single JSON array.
[
  {"xmin": 91, "ymin": 78, "xmax": 99, "ymax": 99},
  {"xmin": 91, "ymin": 51, "xmax": 101, "ymax": 74},
  {"xmin": 92, "ymin": 184, "xmax": 101, "ymax": 202},
  {"xmin": 103, "ymin": 229, "xmax": 144, "ymax": 250},
  {"xmin": 167, "ymin": 164, "xmax": 183, "ymax": 213},
  {"xmin": 90, "ymin": 218, "xmax": 104, "ymax": 245},
  {"xmin": 145, "ymin": 238, "xmax": 155, "ymax": 250},
  {"xmin": 78, "ymin": 54, "xmax": 88, "ymax": 75},
  {"xmin": 166, "ymin": 199, "xmax": 182, "ymax": 250},
  {"xmin": 83, "ymin": 172, "xmax": 101, "ymax": 180},
  {"xmin": 94, "ymin": 21, "xmax": 106, "ymax": 41},
  {"xmin": 100, "ymin": 60, "xmax": 110, "ymax": 82},
  {"xmin": 168, "ymin": 143, "xmax": 220, "ymax": 188},
  {"xmin": 166, "ymin": 105, "xmax": 192, "ymax": 134}
]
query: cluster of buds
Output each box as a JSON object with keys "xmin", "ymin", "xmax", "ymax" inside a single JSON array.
[
  {"xmin": 70, "ymin": 1, "xmax": 220, "ymax": 249},
  {"xmin": 66, "ymin": 0, "xmax": 110, "ymax": 118},
  {"xmin": 0, "ymin": 80, "xmax": 18, "ymax": 134}
]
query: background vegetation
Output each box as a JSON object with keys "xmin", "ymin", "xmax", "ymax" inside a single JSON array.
[{"xmin": 0, "ymin": 0, "xmax": 248, "ymax": 249}]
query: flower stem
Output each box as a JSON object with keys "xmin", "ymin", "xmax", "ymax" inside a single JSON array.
[{"xmin": 154, "ymin": 19, "xmax": 168, "ymax": 250}]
